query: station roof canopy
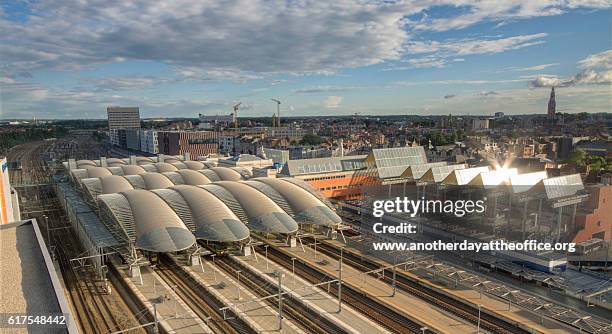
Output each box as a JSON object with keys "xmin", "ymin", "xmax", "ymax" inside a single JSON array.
[
  {"xmin": 400, "ymin": 162, "xmax": 448, "ymax": 181},
  {"xmin": 420, "ymin": 164, "xmax": 467, "ymax": 183},
  {"xmin": 210, "ymin": 167, "xmax": 245, "ymax": 181},
  {"xmin": 142, "ymin": 162, "xmax": 178, "ymax": 173},
  {"xmin": 509, "ymin": 171, "xmax": 548, "ymax": 194},
  {"xmin": 442, "ymin": 166, "xmax": 490, "ymax": 185},
  {"xmin": 153, "ymin": 186, "xmax": 250, "ymax": 243},
  {"xmin": 249, "ymin": 177, "xmax": 342, "ymax": 227},
  {"xmin": 540, "ymin": 174, "xmax": 585, "ymax": 200},
  {"xmin": 98, "ymin": 190, "xmax": 196, "ymax": 252},
  {"xmin": 366, "ymin": 146, "xmax": 428, "ymax": 180},
  {"xmin": 120, "ymin": 164, "xmax": 147, "ymax": 175},
  {"xmin": 212, "ymin": 181, "xmax": 299, "ymax": 234},
  {"xmin": 70, "ymin": 160, "xmax": 220, "ymax": 182},
  {"xmin": 468, "ymin": 168, "xmax": 518, "ymax": 189},
  {"xmin": 279, "ymin": 155, "xmax": 367, "ymax": 177}
]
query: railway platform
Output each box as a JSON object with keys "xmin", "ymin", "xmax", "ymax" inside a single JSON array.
[
  {"xmin": 262, "ymin": 239, "xmax": 476, "ymax": 333},
  {"xmin": 324, "ymin": 237, "xmax": 583, "ymax": 334},
  {"xmin": 114, "ymin": 259, "xmax": 213, "ymax": 333},
  {"xmin": 166, "ymin": 254, "xmax": 305, "ymax": 334},
  {"xmin": 233, "ymin": 246, "xmax": 395, "ymax": 334}
]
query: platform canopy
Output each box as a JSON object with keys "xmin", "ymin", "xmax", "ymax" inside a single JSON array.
[
  {"xmin": 366, "ymin": 146, "xmax": 428, "ymax": 180},
  {"xmin": 98, "ymin": 190, "xmax": 196, "ymax": 252},
  {"xmin": 419, "ymin": 164, "xmax": 467, "ymax": 183},
  {"xmin": 249, "ymin": 178, "xmax": 342, "ymax": 227},
  {"xmin": 442, "ymin": 166, "xmax": 490, "ymax": 185},
  {"xmin": 211, "ymin": 181, "xmax": 299, "ymax": 234}
]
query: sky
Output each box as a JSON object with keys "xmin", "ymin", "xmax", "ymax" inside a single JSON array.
[{"xmin": 0, "ymin": 0, "xmax": 611, "ymax": 119}]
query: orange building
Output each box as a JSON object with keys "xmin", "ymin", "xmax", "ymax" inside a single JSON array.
[
  {"xmin": 573, "ymin": 185, "xmax": 612, "ymax": 243},
  {"xmin": 0, "ymin": 157, "xmax": 20, "ymax": 224},
  {"xmin": 278, "ymin": 155, "xmax": 373, "ymax": 200}
]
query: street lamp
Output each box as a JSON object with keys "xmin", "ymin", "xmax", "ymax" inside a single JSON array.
[
  {"xmin": 477, "ymin": 304, "xmax": 481, "ymax": 333},
  {"xmin": 236, "ymin": 270, "xmax": 242, "ymax": 300},
  {"xmin": 211, "ymin": 254, "xmax": 217, "ymax": 282},
  {"xmin": 291, "ymin": 257, "xmax": 296, "ymax": 286},
  {"xmin": 264, "ymin": 245, "xmax": 270, "ymax": 271}
]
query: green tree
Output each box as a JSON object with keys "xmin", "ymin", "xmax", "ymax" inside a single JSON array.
[
  {"xmin": 300, "ymin": 133, "xmax": 322, "ymax": 146},
  {"xmin": 564, "ymin": 150, "xmax": 587, "ymax": 166}
]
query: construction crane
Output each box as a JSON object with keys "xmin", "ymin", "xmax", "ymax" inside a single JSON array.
[
  {"xmin": 271, "ymin": 98, "xmax": 281, "ymax": 126},
  {"xmin": 233, "ymin": 102, "xmax": 242, "ymax": 128}
]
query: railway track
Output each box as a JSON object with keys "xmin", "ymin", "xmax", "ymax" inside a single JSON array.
[
  {"xmin": 305, "ymin": 237, "xmax": 531, "ymax": 334},
  {"xmin": 253, "ymin": 241, "xmax": 431, "ymax": 334},
  {"xmin": 157, "ymin": 254, "xmax": 256, "ymax": 334},
  {"xmin": 8, "ymin": 138, "xmax": 145, "ymax": 334},
  {"xmin": 216, "ymin": 255, "xmax": 348, "ymax": 334}
]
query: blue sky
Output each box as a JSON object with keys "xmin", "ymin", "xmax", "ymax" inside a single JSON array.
[{"xmin": 1, "ymin": 1, "xmax": 610, "ymax": 119}]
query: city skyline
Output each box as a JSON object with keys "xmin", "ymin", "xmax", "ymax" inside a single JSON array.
[{"xmin": 1, "ymin": 1, "xmax": 611, "ymax": 119}]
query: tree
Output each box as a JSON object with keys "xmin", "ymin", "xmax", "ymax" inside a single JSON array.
[
  {"xmin": 587, "ymin": 155, "xmax": 608, "ymax": 171},
  {"xmin": 564, "ymin": 150, "xmax": 587, "ymax": 166},
  {"xmin": 300, "ymin": 133, "xmax": 322, "ymax": 146}
]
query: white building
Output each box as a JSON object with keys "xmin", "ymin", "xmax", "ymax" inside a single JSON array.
[
  {"xmin": 472, "ymin": 118, "xmax": 490, "ymax": 131},
  {"xmin": 139, "ymin": 129, "xmax": 159, "ymax": 154}
]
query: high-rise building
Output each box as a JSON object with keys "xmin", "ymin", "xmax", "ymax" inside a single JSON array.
[
  {"xmin": 107, "ymin": 106, "xmax": 140, "ymax": 146},
  {"xmin": 547, "ymin": 86, "xmax": 556, "ymax": 120},
  {"xmin": 107, "ymin": 106, "xmax": 140, "ymax": 130}
]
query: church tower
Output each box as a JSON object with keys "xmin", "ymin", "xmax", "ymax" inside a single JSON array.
[{"xmin": 547, "ymin": 86, "xmax": 556, "ymax": 120}]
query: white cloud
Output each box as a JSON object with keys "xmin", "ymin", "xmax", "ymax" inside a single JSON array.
[
  {"xmin": 413, "ymin": 1, "xmax": 610, "ymax": 32},
  {"xmin": 406, "ymin": 33, "xmax": 547, "ymax": 56},
  {"xmin": 505, "ymin": 63, "xmax": 560, "ymax": 71},
  {"xmin": 395, "ymin": 79, "xmax": 523, "ymax": 86},
  {"xmin": 577, "ymin": 50, "xmax": 612, "ymax": 69},
  {"xmin": 81, "ymin": 76, "xmax": 161, "ymax": 91},
  {"xmin": 0, "ymin": 0, "xmax": 420, "ymax": 76},
  {"xmin": 529, "ymin": 50, "xmax": 612, "ymax": 87},
  {"xmin": 405, "ymin": 57, "xmax": 447, "ymax": 68},
  {"xmin": 323, "ymin": 96, "xmax": 343, "ymax": 109},
  {"xmin": 294, "ymin": 86, "xmax": 355, "ymax": 94}
]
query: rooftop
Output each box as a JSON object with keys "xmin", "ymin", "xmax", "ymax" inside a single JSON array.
[{"xmin": 0, "ymin": 220, "xmax": 76, "ymax": 333}]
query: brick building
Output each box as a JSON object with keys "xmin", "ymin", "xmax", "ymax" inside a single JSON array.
[
  {"xmin": 157, "ymin": 131, "xmax": 219, "ymax": 157},
  {"xmin": 573, "ymin": 185, "xmax": 612, "ymax": 243}
]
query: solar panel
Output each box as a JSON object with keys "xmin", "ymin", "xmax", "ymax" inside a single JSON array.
[
  {"xmin": 371, "ymin": 147, "xmax": 427, "ymax": 179},
  {"xmin": 470, "ymin": 168, "xmax": 518, "ymax": 188},
  {"xmin": 422, "ymin": 164, "xmax": 466, "ymax": 183},
  {"xmin": 509, "ymin": 171, "xmax": 548, "ymax": 194},
  {"xmin": 543, "ymin": 174, "xmax": 584, "ymax": 199},
  {"xmin": 444, "ymin": 166, "xmax": 490, "ymax": 185},
  {"xmin": 402, "ymin": 162, "xmax": 447, "ymax": 180}
]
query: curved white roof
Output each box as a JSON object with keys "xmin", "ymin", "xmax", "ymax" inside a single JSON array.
[
  {"xmin": 152, "ymin": 162, "xmax": 178, "ymax": 173},
  {"xmin": 76, "ymin": 159, "xmax": 97, "ymax": 167},
  {"xmin": 183, "ymin": 161, "xmax": 207, "ymax": 170},
  {"xmin": 159, "ymin": 186, "xmax": 249, "ymax": 242},
  {"xmin": 210, "ymin": 167, "xmax": 244, "ymax": 181},
  {"xmin": 83, "ymin": 166, "xmax": 112, "ymax": 178},
  {"xmin": 120, "ymin": 164, "xmax": 147, "ymax": 175},
  {"xmin": 100, "ymin": 175, "xmax": 135, "ymax": 194},
  {"xmin": 252, "ymin": 178, "xmax": 341, "ymax": 227},
  {"xmin": 98, "ymin": 190, "xmax": 195, "ymax": 252},
  {"xmin": 212, "ymin": 181, "xmax": 298, "ymax": 234},
  {"xmin": 141, "ymin": 173, "xmax": 174, "ymax": 189},
  {"xmin": 175, "ymin": 169, "xmax": 211, "ymax": 185}
]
